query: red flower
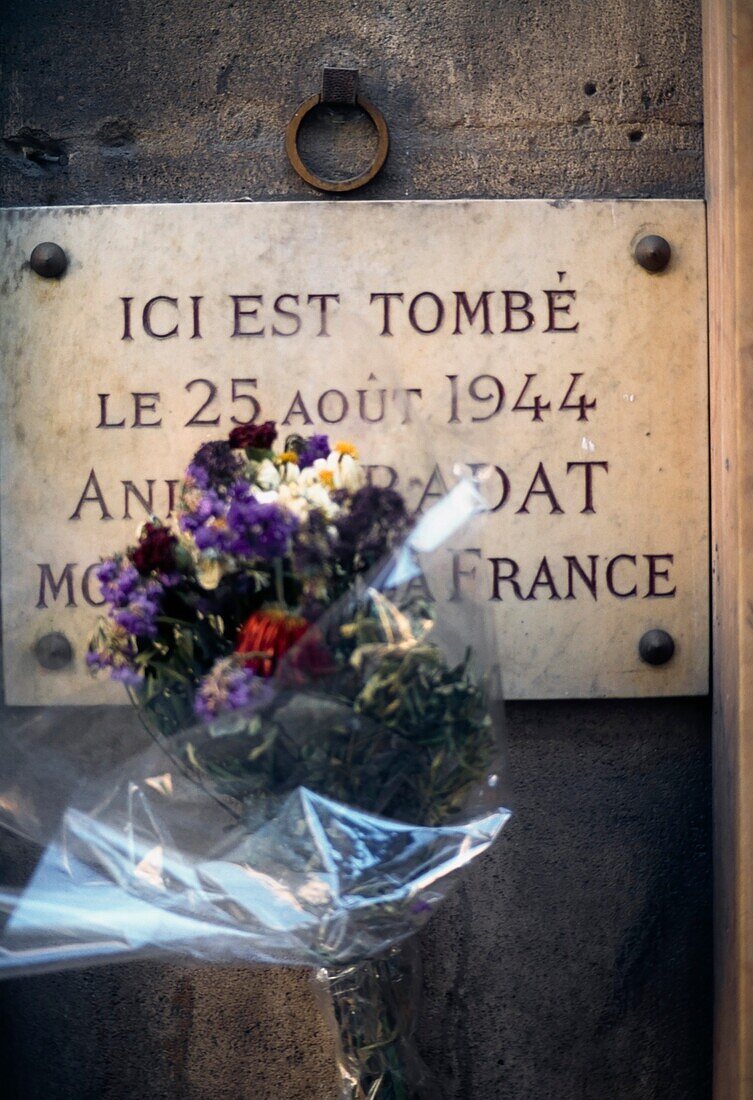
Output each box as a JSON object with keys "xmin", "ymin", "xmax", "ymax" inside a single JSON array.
[
  {"xmin": 229, "ymin": 420, "xmax": 277, "ymax": 451},
  {"xmin": 283, "ymin": 630, "xmax": 339, "ymax": 682},
  {"xmin": 130, "ymin": 523, "xmax": 177, "ymax": 575},
  {"xmin": 235, "ymin": 609, "xmax": 308, "ymax": 677}
]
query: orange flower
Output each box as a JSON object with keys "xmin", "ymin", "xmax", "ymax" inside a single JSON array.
[{"xmin": 235, "ymin": 609, "xmax": 308, "ymax": 677}]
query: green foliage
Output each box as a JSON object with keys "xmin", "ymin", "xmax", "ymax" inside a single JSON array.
[{"xmin": 162, "ymin": 602, "xmax": 496, "ymax": 828}]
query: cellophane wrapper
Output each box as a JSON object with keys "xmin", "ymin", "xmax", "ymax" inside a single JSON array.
[{"xmin": 0, "ymin": 479, "xmax": 510, "ymax": 1099}]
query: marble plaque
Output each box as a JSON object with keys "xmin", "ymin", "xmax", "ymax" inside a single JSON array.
[{"xmin": 0, "ymin": 200, "xmax": 708, "ymax": 704}]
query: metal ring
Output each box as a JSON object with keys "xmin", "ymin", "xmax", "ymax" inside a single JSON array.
[{"xmin": 285, "ymin": 93, "xmax": 390, "ymax": 193}]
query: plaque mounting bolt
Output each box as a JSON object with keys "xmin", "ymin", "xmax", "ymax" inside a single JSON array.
[
  {"xmin": 638, "ymin": 629, "xmax": 675, "ymax": 666},
  {"xmin": 634, "ymin": 234, "xmax": 671, "ymax": 273},
  {"xmin": 34, "ymin": 632, "xmax": 74, "ymax": 670},
  {"xmin": 29, "ymin": 242, "xmax": 68, "ymax": 279}
]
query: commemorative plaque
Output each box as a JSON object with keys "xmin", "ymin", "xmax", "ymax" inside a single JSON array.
[{"xmin": 0, "ymin": 200, "xmax": 708, "ymax": 703}]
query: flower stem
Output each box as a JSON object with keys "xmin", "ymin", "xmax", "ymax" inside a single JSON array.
[
  {"xmin": 314, "ymin": 953, "xmax": 429, "ymax": 1099},
  {"xmin": 274, "ymin": 558, "xmax": 286, "ymax": 608}
]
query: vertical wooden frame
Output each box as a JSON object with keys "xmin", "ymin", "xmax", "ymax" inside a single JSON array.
[{"xmin": 704, "ymin": 1, "xmax": 753, "ymax": 1095}]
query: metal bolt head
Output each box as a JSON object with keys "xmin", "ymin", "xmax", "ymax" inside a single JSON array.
[
  {"xmin": 634, "ymin": 234, "xmax": 671, "ymax": 273},
  {"xmin": 29, "ymin": 241, "xmax": 68, "ymax": 278},
  {"xmin": 638, "ymin": 628, "xmax": 675, "ymax": 666},
  {"xmin": 34, "ymin": 631, "xmax": 74, "ymax": 670}
]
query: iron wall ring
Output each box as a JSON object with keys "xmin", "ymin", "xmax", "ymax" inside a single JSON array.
[{"xmin": 285, "ymin": 92, "xmax": 390, "ymax": 193}]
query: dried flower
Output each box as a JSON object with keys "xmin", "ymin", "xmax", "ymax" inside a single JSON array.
[
  {"xmin": 194, "ymin": 657, "xmax": 270, "ymax": 721},
  {"xmin": 281, "ymin": 628, "xmax": 338, "ymax": 681},
  {"xmin": 235, "ymin": 609, "xmax": 308, "ymax": 677},
  {"xmin": 333, "ymin": 486, "xmax": 409, "ymax": 575},
  {"xmin": 301, "ymin": 452, "xmax": 364, "ymax": 493},
  {"xmin": 87, "ymin": 621, "xmax": 142, "ymax": 686},
  {"xmin": 186, "ymin": 440, "xmax": 242, "ymax": 491},
  {"xmin": 96, "ymin": 557, "xmax": 164, "ymax": 638},
  {"xmin": 196, "ymin": 557, "xmax": 224, "ymax": 591},
  {"xmin": 229, "ymin": 420, "xmax": 277, "ymax": 451},
  {"xmin": 298, "ymin": 434, "xmax": 330, "ymax": 469},
  {"xmin": 179, "ymin": 488, "xmax": 233, "ymax": 553},
  {"xmin": 334, "ymin": 441, "xmax": 359, "ymax": 459},
  {"xmin": 226, "ymin": 483, "xmax": 298, "ymax": 561},
  {"xmin": 130, "ymin": 523, "xmax": 178, "ymax": 576},
  {"xmin": 254, "ymin": 458, "xmax": 281, "ymax": 492}
]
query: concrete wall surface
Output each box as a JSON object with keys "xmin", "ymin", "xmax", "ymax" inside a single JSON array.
[{"xmin": 0, "ymin": 1, "xmax": 710, "ymax": 1098}]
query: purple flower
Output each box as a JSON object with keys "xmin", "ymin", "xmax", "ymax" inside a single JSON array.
[
  {"xmin": 97, "ymin": 559, "xmax": 138, "ymax": 606},
  {"xmin": 225, "ymin": 482, "xmax": 298, "ymax": 561},
  {"xmin": 95, "ymin": 557, "xmax": 164, "ymax": 638},
  {"xmin": 113, "ymin": 588, "xmax": 161, "ymax": 638},
  {"xmin": 179, "ymin": 489, "xmax": 224, "ymax": 531},
  {"xmin": 332, "ymin": 486, "xmax": 409, "ymax": 575},
  {"xmin": 186, "ymin": 441, "xmax": 242, "ymax": 491},
  {"xmin": 179, "ymin": 489, "xmax": 235, "ymax": 553},
  {"xmin": 95, "ymin": 558, "xmax": 120, "ymax": 587},
  {"xmin": 298, "ymin": 434, "xmax": 330, "ymax": 469},
  {"xmin": 193, "ymin": 525, "xmax": 229, "ymax": 552},
  {"xmin": 110, "ymin": 665, "xmax": 144, "ymax": 687},
  {"xmin": 194, "ymin": 658, "xmax": 271, "ymax": 721}
]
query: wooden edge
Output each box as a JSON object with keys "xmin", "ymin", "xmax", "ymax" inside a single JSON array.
[{"xmin": 703, "ymin": 1, "xmax": 753, "ymax": 1096}]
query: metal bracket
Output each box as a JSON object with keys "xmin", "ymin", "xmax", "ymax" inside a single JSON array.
[{"xmin": 321, "ymin": 67, "xmax": 359, "ymax": 105}]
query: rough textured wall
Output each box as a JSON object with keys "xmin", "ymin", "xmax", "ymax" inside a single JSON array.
[
  {"xmin": 1, "ymin": 0, "xmax": 703, "ymax": 204},
  {"xmin": 0, "ymin": 1, "xmax": 710, "ymax": 1098}
]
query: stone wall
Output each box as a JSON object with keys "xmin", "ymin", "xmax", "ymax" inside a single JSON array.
[{"xmin": 0, "ymin": 1, "xmax": 710, "ymax": 1097}]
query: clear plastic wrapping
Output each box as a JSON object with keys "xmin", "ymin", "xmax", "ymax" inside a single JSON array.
[
  {"xmin": 0, "ymin": 425, "xmax": 510, "ymax": 1098},
  {"xmin": 313, "ymin": 944, "xmax": 433, "ymax": 1099}
]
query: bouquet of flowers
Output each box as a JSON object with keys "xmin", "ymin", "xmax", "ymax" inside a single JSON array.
[{"xmin": 0, "ymin": 421, "xmax": 510, "ymax": 1099}]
